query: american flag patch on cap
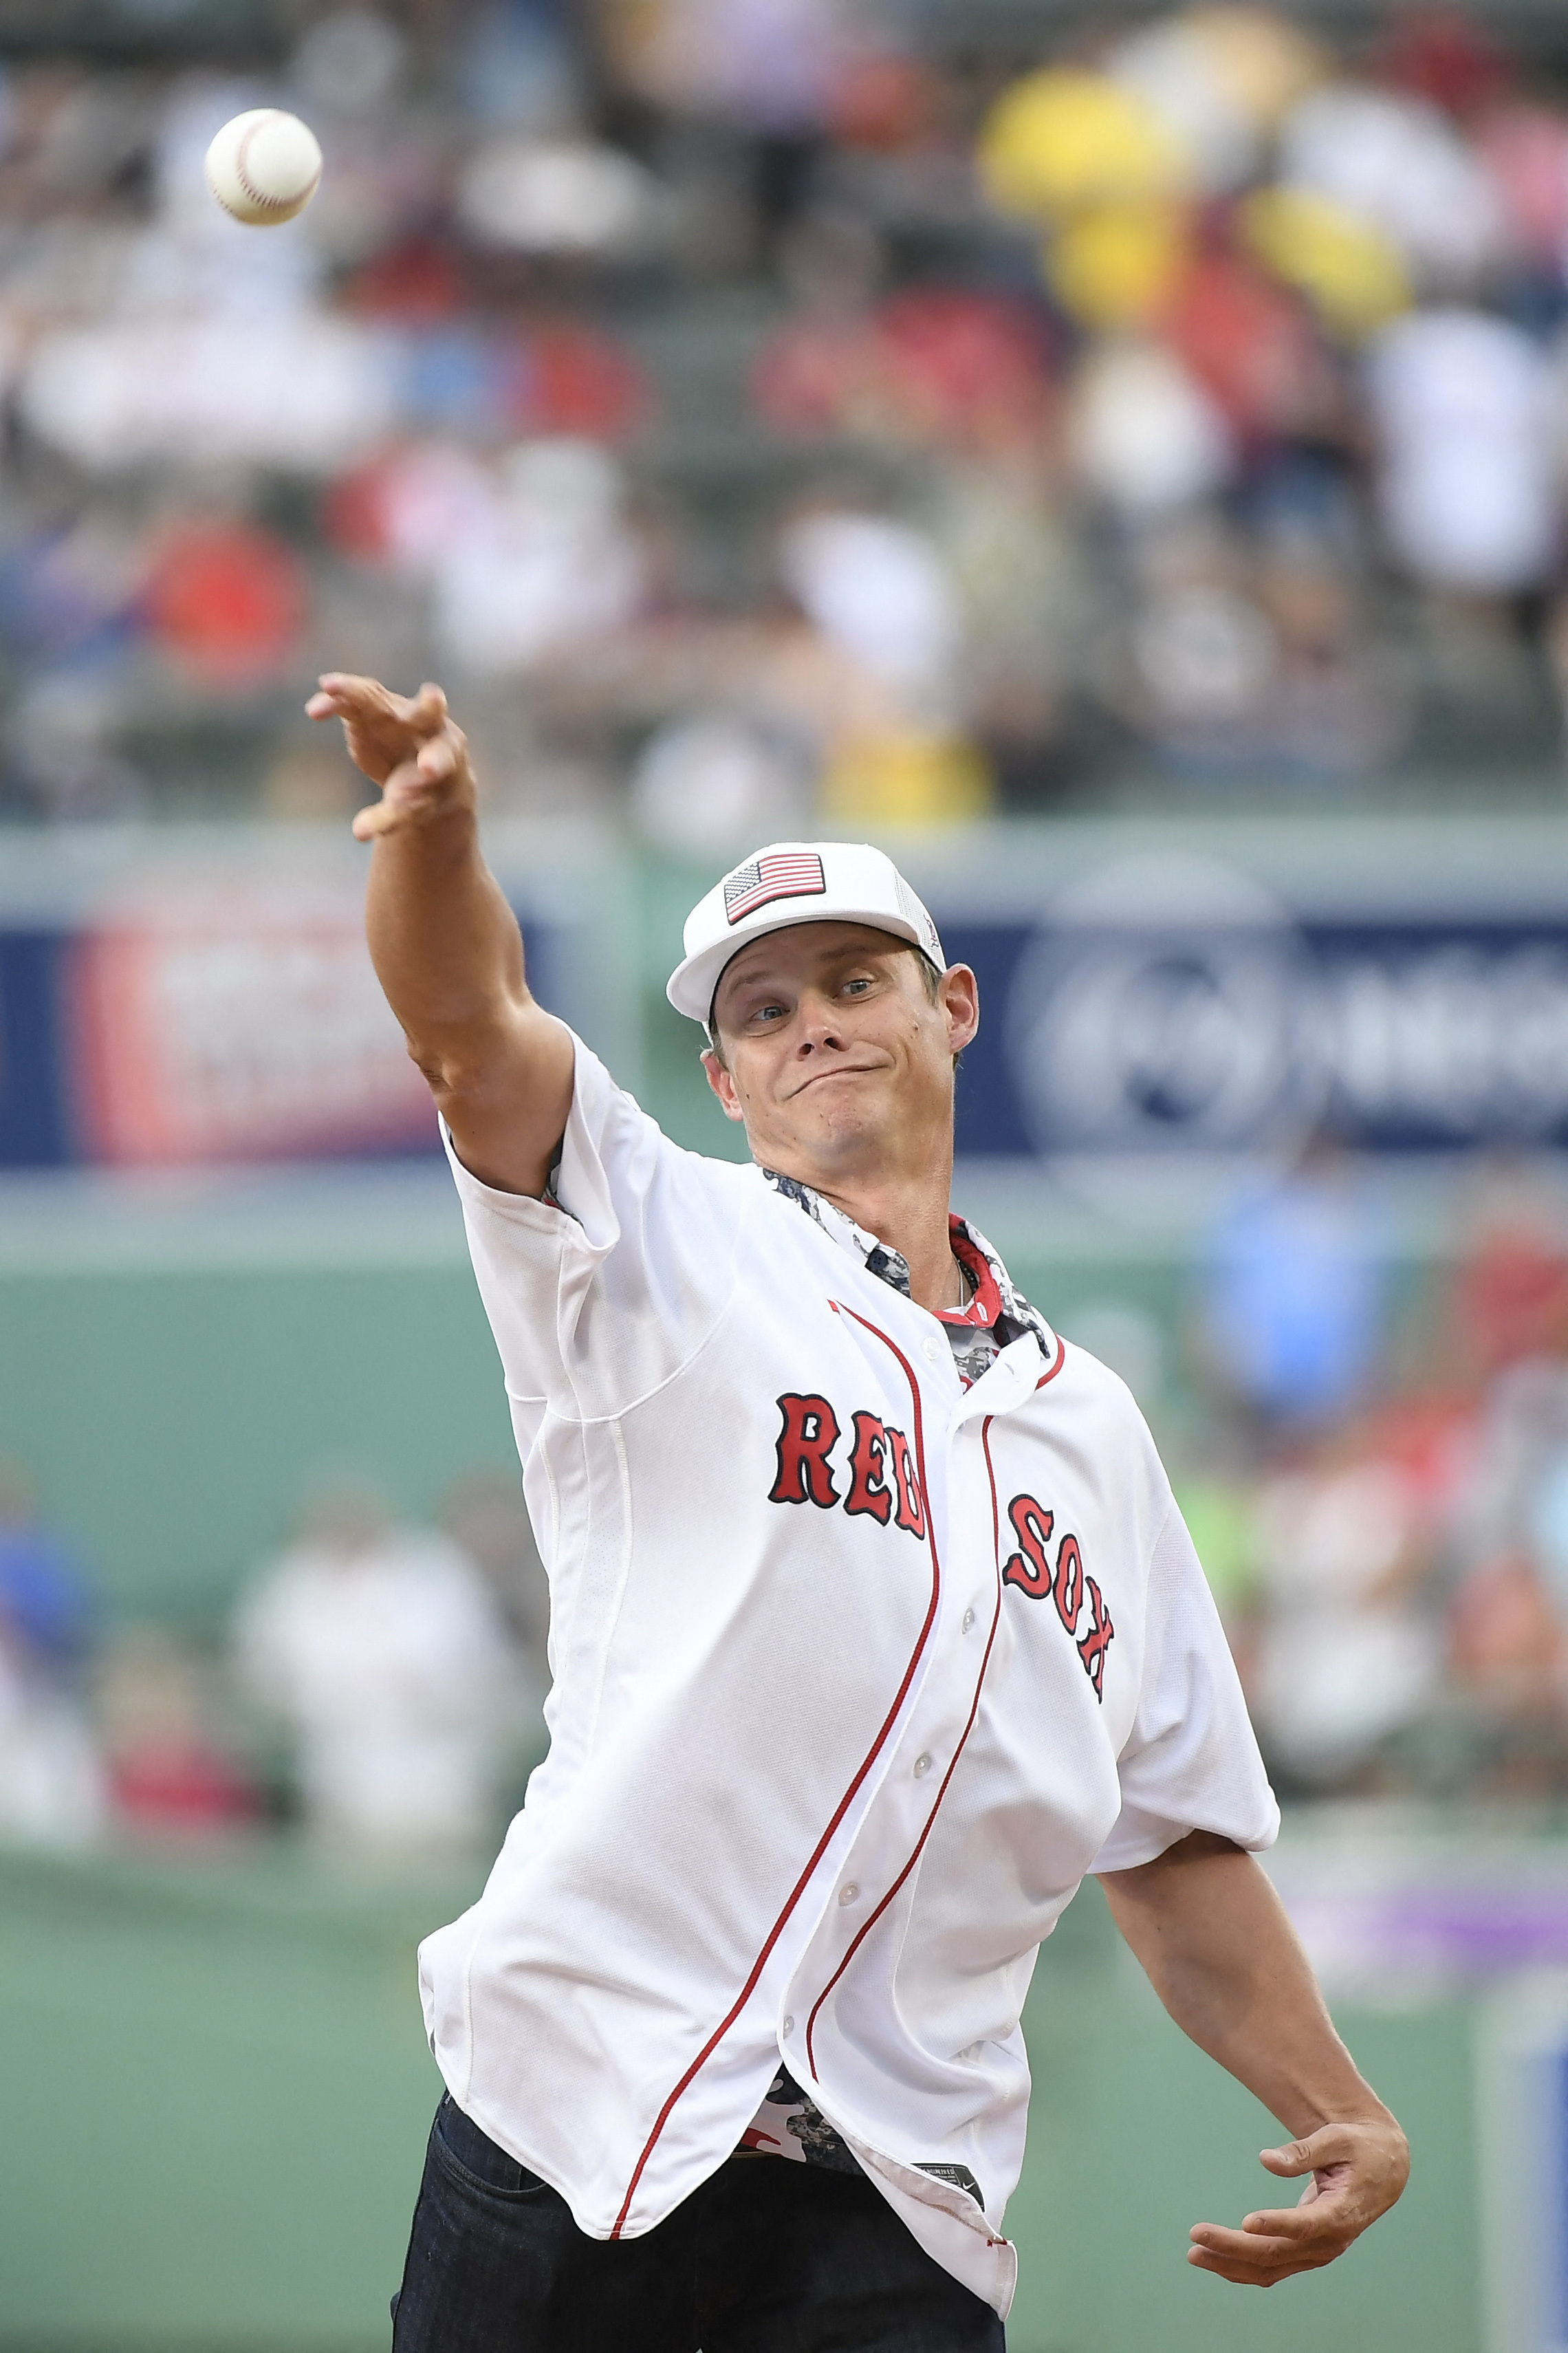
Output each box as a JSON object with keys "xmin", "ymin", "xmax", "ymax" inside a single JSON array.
[{"xmin": 723, "ymin": 851, "xmax": 826, "ymax": 926}]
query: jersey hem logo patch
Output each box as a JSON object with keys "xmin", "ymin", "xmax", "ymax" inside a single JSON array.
[
  {"xmin": 723, "ymin": 852, "xmax": 827, "ymax": 925},
  {"xmin": 915, "ymin": 2159, "xmax": 986, "ymax": 2209}
]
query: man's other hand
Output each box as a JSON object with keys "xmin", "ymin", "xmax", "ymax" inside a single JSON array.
[
  {"xmin": 306, "ymin": 673, "xmax": 474, "ymax": 841},
  {"xmin": 1186, "ymin": 2113, "xmax": 1411, "ymax": 2286}
]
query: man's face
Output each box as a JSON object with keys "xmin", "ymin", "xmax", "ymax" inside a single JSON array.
[{"xmin": 701, "ymin": 920, "xmax": 979, "ymax": 1187}]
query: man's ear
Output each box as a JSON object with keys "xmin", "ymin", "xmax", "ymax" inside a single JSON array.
[
  {"xmin": 940, "ymin": 965, "xmax": 980, "ymax": 1056},
  {"xmin": 701, "ymin": 1046, "xmax": 747, "ymax": 1123}
]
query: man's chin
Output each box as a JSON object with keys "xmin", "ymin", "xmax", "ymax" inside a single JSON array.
[
  {"xmin": 783, "ymin": 1096, "xmax": 891, "ymax": 1171},
  {"xmin": 745, "ymin": 1072, "xmax": 904, "ymax": 1172}
]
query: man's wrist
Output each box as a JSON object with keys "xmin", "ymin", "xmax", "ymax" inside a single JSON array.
[{"xmin": 369, "ymin": 792, "xmax": 479, "ymax": 856}]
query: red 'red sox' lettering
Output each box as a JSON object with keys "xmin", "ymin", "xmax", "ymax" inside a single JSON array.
[
  {"xmin": 845, "ymin": 1411, "xmax": 893, "ymax": 1524},
  {"xmin": 1076, "ymin": 1575, "xmax": 1114, "ymax": 1700},
  {"xmin": 1052, "ymin": 1533, "xmax": 1083, "ymax": 1635},
  {"xmin": 1002, "ymin": 1491, "xmax": 1112, "ymax": 1702},
  {"xmin": 886, "ymin": 1428, "xmax": 926, "ymax": 1539},
  {"xmin": 769, "ymin": 1395, "xmax": 926, "ymax": 1542},
  {"xmin": 1000, "ymin": 1497, "xmax": 1053, "ymax": 1599},
  {"xmin": 770, "ymin": 1394, "xmax": 841, "ymax": 1508}
]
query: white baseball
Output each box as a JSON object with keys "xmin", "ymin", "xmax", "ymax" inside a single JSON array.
[{"xmin": 205, "ymin": 109, "xmax": 323, "ymax": 227}]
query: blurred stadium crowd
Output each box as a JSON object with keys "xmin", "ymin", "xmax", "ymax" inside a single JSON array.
[
  {"xmin": 1177, "ymin": 1157, "xmax": 1568, "ymax": 1803},
  {"xmin": 0, "ymin": 1454, "xmax": 551, "ymax": 1847},
  {"xmin": 2, "ymin": 0, "xmax": 1568, "ymax": 829}
]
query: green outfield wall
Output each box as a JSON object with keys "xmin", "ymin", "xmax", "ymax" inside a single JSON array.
[
  {"xmin": 0, "ymin": 1261, "xmax": 516, "ymax": 1626},
  {"xmin": 0, "ymin": 1842, "xmax": 1478, "ymax": 2353}
]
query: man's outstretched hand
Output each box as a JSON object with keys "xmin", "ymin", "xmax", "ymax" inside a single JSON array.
[
  {"xmin": 306, "ymin": 673, "xmax": 475, "ymax": 841},
  {"xmin": 1186, "ymin": 2113, "xmax": 1410, "ymax": 2287}
]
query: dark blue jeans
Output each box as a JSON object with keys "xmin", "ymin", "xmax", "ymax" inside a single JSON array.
[{"xmin": 391, "ymin": 2092, "xmax": 1007, "ymax": 2352}]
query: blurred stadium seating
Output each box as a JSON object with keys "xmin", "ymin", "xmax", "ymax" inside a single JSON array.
[
  {"xmin": 1, "ymin": 0, "xmax": 1568, "ymax": 823},
  {"xmin": 8, "ymin": 0, "xmax": 1568, "ymax": 2346}
]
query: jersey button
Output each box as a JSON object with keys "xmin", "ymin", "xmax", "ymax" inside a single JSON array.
[
  {"xmin": 913, "ymin": 1753, "xmax": 932, "ymax": 1777},
  {"xmin": 922, "ymin": 1338, "xmax": 943, "ymax": 1364},
  {"xmin": 838, "ymin": 1883, "xmax": 859, "ymax": 1906},
  {"xmin": 782, "ymin": 2015, "xmax": 794, "ymax": 2036},
  {"xmin": 961, "ymin": 1608, "xmax": 975, "ymax": 1634}
]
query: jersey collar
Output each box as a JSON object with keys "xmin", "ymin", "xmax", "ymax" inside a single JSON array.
[{"xmin": 759, "ymin": 1167, "xmax": 1054, "ymax": 1359}]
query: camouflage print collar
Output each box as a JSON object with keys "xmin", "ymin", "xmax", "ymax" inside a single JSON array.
[{"xmin": 759, "ymin": 1167, "xmax": 1049, "ymax": 1354}]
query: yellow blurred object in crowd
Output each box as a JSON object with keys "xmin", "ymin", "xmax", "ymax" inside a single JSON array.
[
  {"xmin": 1241, "ymin": 185, "xmax": 1411, "ymax": 338},
  {"xmin": 1173, "ymin": 1475, "xmax": 1261, "ymax": 1618},
  {"xmin": 1047, "ymin": 202, "xmax": 1191, "ymax": 329},
  {"xmin": 978, "ymin": 68, "xmax": 1190, "ymax": 221},
  {"xmin": 1184, "ymin": 6, "xmax": 1325, "ymax": 129},
  {"xmin": 820, "ymin": 732, "xmax": 994, "ymax": 827}
]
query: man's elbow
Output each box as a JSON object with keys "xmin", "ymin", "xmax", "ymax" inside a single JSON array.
[
  {"xmin": 1100, "ymin": 1828, "xmax": 1248, "ymax": 1898},
  {"xmin": 404, "ymin": 1028, "xmax": 507, "ymax": 1116},
  {"xmin": 404, "ymin": 1005, "xmax": 572, "ymax": 1134}
]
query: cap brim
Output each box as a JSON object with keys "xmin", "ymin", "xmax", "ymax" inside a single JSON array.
[{"xmin": 666, "ymin": 904, "xmax": 937, "ymax": 1025}]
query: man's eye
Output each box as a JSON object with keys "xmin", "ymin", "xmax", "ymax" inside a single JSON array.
[{"xmin": 842, "ymin": 977, "xmax": 872, "ymax": 995}]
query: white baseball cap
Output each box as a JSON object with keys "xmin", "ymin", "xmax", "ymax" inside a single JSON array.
[{"xmin": 666, "ymin": 841, "xmax": 946, "ymax": 1026}]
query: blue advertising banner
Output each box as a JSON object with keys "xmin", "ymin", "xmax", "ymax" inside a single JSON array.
[
  {"xmin": 946, "ymin": 902, "xmax": 1568, "ymax": 1167},
  {"xmin": 0, "ymin": 931, "xmax": 74, "ymax": 1168},
  {"xmin": 1481, "ymin": 1973, "xmax": 1568, "ymax": 2353}
]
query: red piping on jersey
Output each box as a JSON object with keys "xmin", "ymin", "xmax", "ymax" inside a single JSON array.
[
  {"xmin": 609, "ymin": 1299, "xmax": 941, "ymax": 2238},
  {"xmin": 1036, "ymin": 1335, "xmax": 1067, "ymax": 1390},
  {"xmin": 803, "ymin": 1412, "xmax": 1006, "ymax": 2080}
]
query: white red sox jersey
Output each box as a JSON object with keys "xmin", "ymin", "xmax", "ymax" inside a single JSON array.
[{"xmin": 419, "ymin": 1034, "xmax": 1278, "ymax": 2319}]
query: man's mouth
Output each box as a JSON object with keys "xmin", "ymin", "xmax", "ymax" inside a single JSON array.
[{"xmin": 790, "ymin": 1063, "xmax": 880, "ymax": 1098}]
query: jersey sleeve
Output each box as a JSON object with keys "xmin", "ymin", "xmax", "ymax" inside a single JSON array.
[
  {"xmin": 1090, "ymin": 1495, "xmax": 1279, "ymax": 1876},
  {"xmin": 443, "ymin": 1030, "xmax": 748, "ymax": 1421}
]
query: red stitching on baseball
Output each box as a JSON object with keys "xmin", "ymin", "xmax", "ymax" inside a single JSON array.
[{"xmin": 234, "ymin": 114, "xmax": 318, "ymax": 214}]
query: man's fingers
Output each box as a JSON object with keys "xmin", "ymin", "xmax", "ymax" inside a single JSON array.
[
  {"xmin": 349, "ymin": 781, "xmax": 433, "ymax": 841},
  {"xmin": 1190, "ymin": 2221, "xmax": 1342, "ymax": 2276},
  {"xmin": 1259, "ymin": 2123, "xmax": 1356, "ymax": 2176},
  {"xmin": 1237, "ymin": 2204, "xmax": 1323, "ymax": 2242},
  {"xmin": 1187, "ymin": 2242, "xmax": 1331, "ymax": 2287},
  {"xmin": 1191, "ymin": 2211, "xmax": 1327, "ymax": 2249},
  {"xmin": 349, "ymin": 744, "xmax": 461, "ymax": 840},
  {"xmin": 309, "ymin": 671, "xmax": 398, "ymax": 717},
  {"xmin": 1191, "ymin": 2222, "xmax": 1322, "ymax": 2262},
  {"xmin": 1186, "ymin": 2156, "xmax": 1381, "ymax": 2287},
  {"xmin": 1259, "ymin": 2117, "xmax": 1408, "ymax": 2222},
  {"xmin": 307, "ymin": 673, "xmax": 446, "ymax": 737},
  {"xmin": 1189, "ymin": 2246, "xmax": 1288, "ymax": 2285},
  {"xmin": 415, "ymin": 730, "xmax": 459, "ymax": 783}
]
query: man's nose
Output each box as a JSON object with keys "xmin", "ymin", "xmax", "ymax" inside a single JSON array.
[{"xmin": 796, "ymin": 993, "xmax": 845, "ymax": 1051}]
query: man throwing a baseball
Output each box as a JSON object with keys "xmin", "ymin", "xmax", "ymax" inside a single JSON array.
[{"xmin": 309, "ymin": 672, "xmax": 1408, "ymax": 2353}]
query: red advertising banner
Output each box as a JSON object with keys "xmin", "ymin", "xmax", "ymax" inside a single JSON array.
[{"xmin": 70, "ymin": 883, "xmax": 435, "ymax": 1166}]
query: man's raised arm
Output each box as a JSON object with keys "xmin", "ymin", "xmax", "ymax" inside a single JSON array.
[{"xmin": 308, "ymin": 673, "xmax": 574, "ymax": 1197}]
